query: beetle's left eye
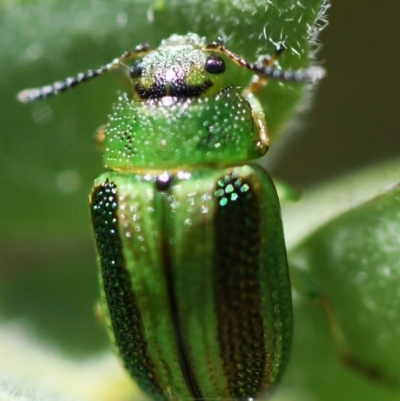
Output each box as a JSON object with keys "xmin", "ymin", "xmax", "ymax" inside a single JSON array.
[
  {"xmin": 205, "ymin": 55, "xmax": 225, "ymax": 74},
  {"xmin": 130, "ymin": 61, "xmax": 143, "ymax": 79}
]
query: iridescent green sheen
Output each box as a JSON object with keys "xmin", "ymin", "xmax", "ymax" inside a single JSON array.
[
  {"xmin": 91, "ymin": 165, "xmax": 291, "ymax": 401},
  {"xmin": 104, "ymin": 88, "xmax": 262, "ymax": 170},
  {"xmin": 90, "ymin": 33, "xmax": 292, "ymax": 401}
]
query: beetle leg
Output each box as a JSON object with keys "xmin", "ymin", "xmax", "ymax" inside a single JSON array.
[
  {"xmin": 94, "ymin": 301, "xmax": 105, "ymax": 325},
  {"xmin": 243, "ymin": 42, "xmax": 286, "ymax": 94},
  {"xmin": 273, "ymin": 179, "xmax": 301, "ymax": 203},
  {"xmin": 94, "ymin": 125, "xmax": 106, "ymax": 152},
  {"xmin": 244, "ymin": 91, "xmax": 269, "ymax": 154},
  {"xmin": 241, "ymin": 45, "xmax": 283, "ymax": 153}
]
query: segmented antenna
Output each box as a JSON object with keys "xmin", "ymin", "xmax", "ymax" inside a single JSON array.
[
  {"xmin": 206, "ymin": 41, "xmax": 326, "ymax": 84},
  {"xmin": 17, "ymin": 43, "xmax": 151, "ymax": 103}
]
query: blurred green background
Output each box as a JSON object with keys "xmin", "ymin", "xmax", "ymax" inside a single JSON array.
[
  {"xmin": 1, "ymin": 0, "xmax": 400, "ymax": 400},
  {"xmin": 271, "ymin": 0, "xmax": 400, "ymax": 186}
]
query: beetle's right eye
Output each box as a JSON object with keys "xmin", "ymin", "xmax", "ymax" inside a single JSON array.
[
  {"xmin": 130, "ymin": 61, "xmax": 143, "ymax": 79},
  {"xmin": 205, "ymin": 55, "xmax": 225, "ymax": 74}
]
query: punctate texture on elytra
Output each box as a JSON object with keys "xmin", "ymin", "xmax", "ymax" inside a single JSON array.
[{"xmin": 91, "ymin": 165, "xmax": 291, "ymax": 401}]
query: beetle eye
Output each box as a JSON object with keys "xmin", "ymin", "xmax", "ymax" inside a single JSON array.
[
  {"xmin": 205, "ymin": 55, "xmax": 225, "ymax": 74},
  {"xmin": 130, "ymin": 61, "xmax": 143, "ymax": 78}
]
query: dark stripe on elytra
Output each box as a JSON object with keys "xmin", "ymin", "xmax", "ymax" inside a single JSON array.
[
  {"xmin": 157, "ymin": 186, "xmax": 204, "ymax": 400},
  {"xmin": 90, "ymin": 179, "xmax": 165, "ymax": 401},
  {"xmin": 213, "ymin": 172, "xmax": 267, "ymax": 400}
]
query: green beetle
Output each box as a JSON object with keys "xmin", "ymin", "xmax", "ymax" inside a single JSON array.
[{"xmin": 18, "ymin": 33, "xmax": 325, "ymax": 401}]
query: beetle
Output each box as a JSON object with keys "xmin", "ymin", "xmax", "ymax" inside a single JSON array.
[{"xmin": 18, "ymin": 33, "xmax": 325, "ymax": 401}]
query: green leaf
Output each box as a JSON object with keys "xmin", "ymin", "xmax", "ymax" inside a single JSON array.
[{"xmin": 279, "ymin": 158, "xmax": 400, "ymax": 401}]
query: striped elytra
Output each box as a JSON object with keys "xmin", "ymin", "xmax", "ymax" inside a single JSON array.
[
  {"xmin": 91, "ymin": 180, "xmax": 165, "ymax": 401},
  {"xmin": 90, "ymin": 165, "xmax": 292, "ymax": 401}
]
